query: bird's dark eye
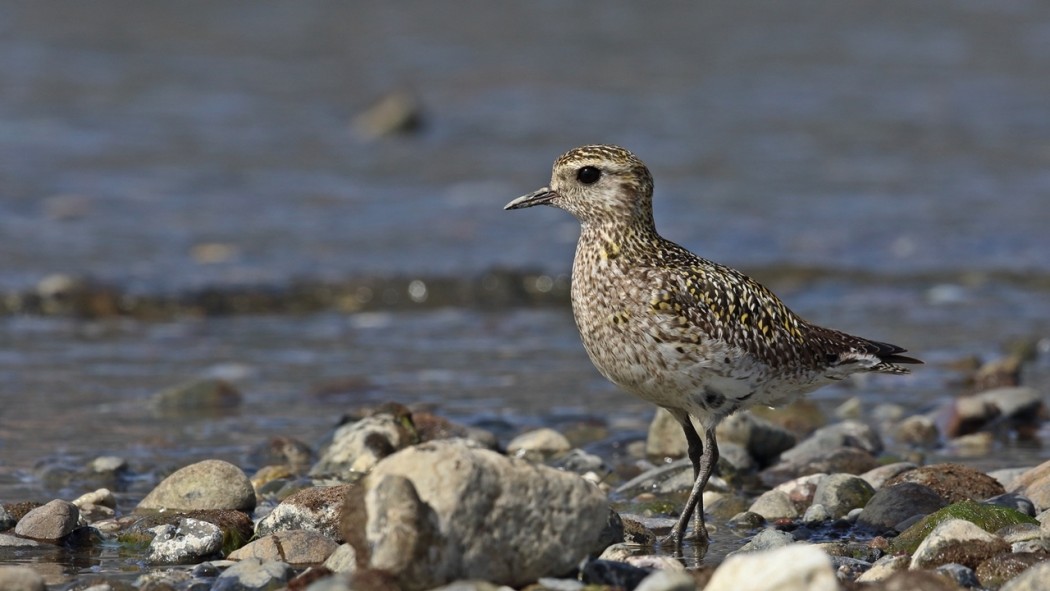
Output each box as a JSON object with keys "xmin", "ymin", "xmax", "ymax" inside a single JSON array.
[{"xmin": 577, "ymin": 166, "xmax": 601, "ymax": 184}]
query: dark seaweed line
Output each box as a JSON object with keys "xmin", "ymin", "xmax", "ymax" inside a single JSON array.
[{"xmin": 3, "ymin": 266, "xmax": 1048, "ymax": 320}]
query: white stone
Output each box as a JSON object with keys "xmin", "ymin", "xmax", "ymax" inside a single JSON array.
[{"xmin": 704, "ymin": 544, "xmax": 837, "ymax": 591}]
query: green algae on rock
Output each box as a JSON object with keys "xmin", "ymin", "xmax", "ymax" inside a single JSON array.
[{"xmin": 889, "ymin": 500, "xmax": 1038, "ymax": 554}]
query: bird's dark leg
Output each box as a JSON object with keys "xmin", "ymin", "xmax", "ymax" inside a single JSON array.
[
  {"xmin": 665, "ymin": 410, "xmax": 715, "ymax": 550},
  {"xmin": 667, "ymin": 415, "xmax": 718, "ymax": 554}
]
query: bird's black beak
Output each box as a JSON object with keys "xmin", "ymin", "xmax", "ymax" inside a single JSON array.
[{"xmin": 504, "ymin": 188, "xmax": 557, "ymax": 210}]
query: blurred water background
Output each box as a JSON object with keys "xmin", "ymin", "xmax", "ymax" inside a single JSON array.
[{"xmin": 1, "ymin": 1, "xmax": 1049, "ymax": 507}]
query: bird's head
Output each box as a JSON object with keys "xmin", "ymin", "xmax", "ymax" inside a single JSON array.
[{"xmin": 505, "ymin": 144, "xmax": 655, "ymax": 228}]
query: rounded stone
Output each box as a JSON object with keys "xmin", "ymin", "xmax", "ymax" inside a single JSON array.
[
  {"xmin": 137, "ymin": 459, "xmax": 256, "ymax": 512},
  {"xmin": 748, "ymin": 489, "xmax": 798, "ymax": 520},
  {"xmin": 811, "ymin": 473, "xmax": 875, "ymax": 519},
  {"xmin": 1000, "ymin": 560, "xmax": 1050, "ymax": 591},
  {"xmin": 1011, "ymin": 458, "xmax": 1050, "ymax": 511},
  {"xmin": 13, "ymin": 499, "xmax": 79, "ymax": 541},
  {"xmin": 856, "ymin": 482, "xmax": 947, "ymax": 533}
]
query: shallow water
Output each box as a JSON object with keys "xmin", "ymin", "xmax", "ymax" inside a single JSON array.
[{"xmin": 1, "ymin": 0, "xmax": 1050, "ymax": 581}]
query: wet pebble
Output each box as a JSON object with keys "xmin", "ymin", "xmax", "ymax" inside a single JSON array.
[
  {"xmin": 748, "ymin": 489, "xmax": 798, "ymax": 520},
  {"xmin": 579, "ymin": 559, "xmax": 652, "ymax": 589},
  {"xmin": 985, "ymin": 492, "xmax": 1037, "ymax": 517},
  {"xmin": 138, "ymin": 459, "xmax": 256, "ymax": 512},
  {"xmin": 811, "ymin": 473, "xmax": 875, "ymax": 519},
  {"xmin": 148, "ymin": 517, "xmax": 224, "ymax": 564},
  {"xmin": 0, "ymin": 504, "xmax": 16, "ymax": 530},
  {"xmin": 228, "ymin": 529, "xmax": 338, "ymax": 565},
  {"xmin": 0, "ymin": 566, "xmax": 46, "ymax": 591},
  {"xmin": 13, "ymin": 499, "xmax": 79, "ymax": 542},
  {"xmin": 735, "ymin": 528, "xmax": 794, "ymax": 553},
  {"xmin": 255, "ymin": 484, "xmax": 350, "ymax": 540},
  {"xmin": 211, "ymin": 557, "xmax": 292, "ymax": 591},
  {"xmin": 704, "ymin": 544, "xmax": 838, "ymax": 591},
  {"xmin": 933, "ymin": 563, "xmax": 980, "ymax": 589},
  {"xmin": 343, "ymin": 439, "xmax": 612, "ymax": 590}
]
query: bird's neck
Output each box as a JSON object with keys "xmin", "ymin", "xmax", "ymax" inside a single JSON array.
[{"xmin": 578, "ymin": 217, "xmax": 662, "ymax": 262}]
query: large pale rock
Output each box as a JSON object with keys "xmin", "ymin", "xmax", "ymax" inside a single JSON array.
[
  {"xmin": 1000, "ymin": 559, "xmax": 1050, "ymax": 591},
  {"xmin": 137, "ymin": 459, "xmax": 255, "ymax": 512},
  {"xmin": 506, "ymin": 428, "xmax": 571, "ymax": 460},
  {"xmin": 343, "ymin": 439, "xmax": 612, "ymax": 590},
  {"xmin": 909, "ymin": 518, "xmax": 1009, "ymax": 570},
  {"xmin": 704, "ymin": 544, "xmax": 838, "ymax": 591}
]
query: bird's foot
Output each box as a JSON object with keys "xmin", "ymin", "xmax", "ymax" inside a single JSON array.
[{"xmin": 657, "ymin": 524, "xmax": 710, "ymax": 555}]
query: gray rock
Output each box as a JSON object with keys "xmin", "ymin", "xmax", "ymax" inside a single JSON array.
[
  {"xmin": 0, "ymin": 566, "xmax": 46, "ymax": 591},
  {"xmin": 985, "ymin": 492, "xmax": 1037, "ymax": 516},
  {"xmin": 138, "ymin": 459, "xmax": 256, "ymax": 512},
  {"xmin": 811, "ymin": 473, "xmax": 875, "ymax": 519},
  {"xmin": 506, "ymin": 427, "xmax": 571, "ymax": 460},
  {"xmin": 779, "ymin": 420, "xmax": 882, "ymax": 464},
  {"xmin": 14, "ymin": 499, "xmax": 79, "ymax": 541},
  {"xmin": 634, "ymin": 569, "xmax": 697, "ymax": 591},
  {"xmin": 726, "ymin": 511, "xmax": 766, "ymax": 530},
  {"xmin": 910, "ymin": 518, "xmax": 1009, "ymax": 570},
  {"xmin": 310, "ymin": 414, "xmax": 416, "ymax": 477},
  {"xmin": 828, "ymin": 555, "xmax": 872, "ymax": 581},
  {"xmin": 614, "ymin": 458, "xmax": 697, "ymax": 497},
  {"xmin": 323, "ymin": 543, "xmax": 358, "ymax": 573},
  {"xmin": 255, "ymin": 484, "xmax": 349, "ymax": 540},
  {"xmin": 736, "ymin": 528, "xmax": 794, "ymax": 553},
  {"xmin": 856, "ymin": 482, "xmax": 947, "ymax": 533},
  {"xmin": 229, "ymin": 529, "xmax": 338, "ymax": 565},
  {"xmin": 999, "ymin": 559, "xmax": 1050, "ymax": 591},
  {"xmin": 148, "ymin": 517, "xmax": 224, "ymax": 564},
  {"xmin": 212, "ymin": 557, "xmax": 292, "ymax": 591},
  {"xmin": 749, "ymin": 489, "xmax": 798, "ymax": 520},
  {"xmin": 705, "ymin": 544, "xmax": 837, "ymax": 591},
  {"xmin": 933, "ymin": 563, "xmax": 980, "ymax": 589},
  {"xmin": 345, "ymin": 439, "xmax": 611, "ymax": 590}
]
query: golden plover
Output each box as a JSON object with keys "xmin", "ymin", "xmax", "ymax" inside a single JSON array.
[{"xmin": 505, "ymin": 144, "xmax": 921, "ymax": 550}]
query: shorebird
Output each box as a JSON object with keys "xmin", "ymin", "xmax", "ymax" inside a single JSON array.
[{"xmin": 505, "ymin": 144, "xmax": 920, "ymax": 550}]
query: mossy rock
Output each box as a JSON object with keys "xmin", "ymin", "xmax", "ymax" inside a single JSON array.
[{"xmin": 889, "ymin": 500, "xmax": 1037, "ymax": 554}]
